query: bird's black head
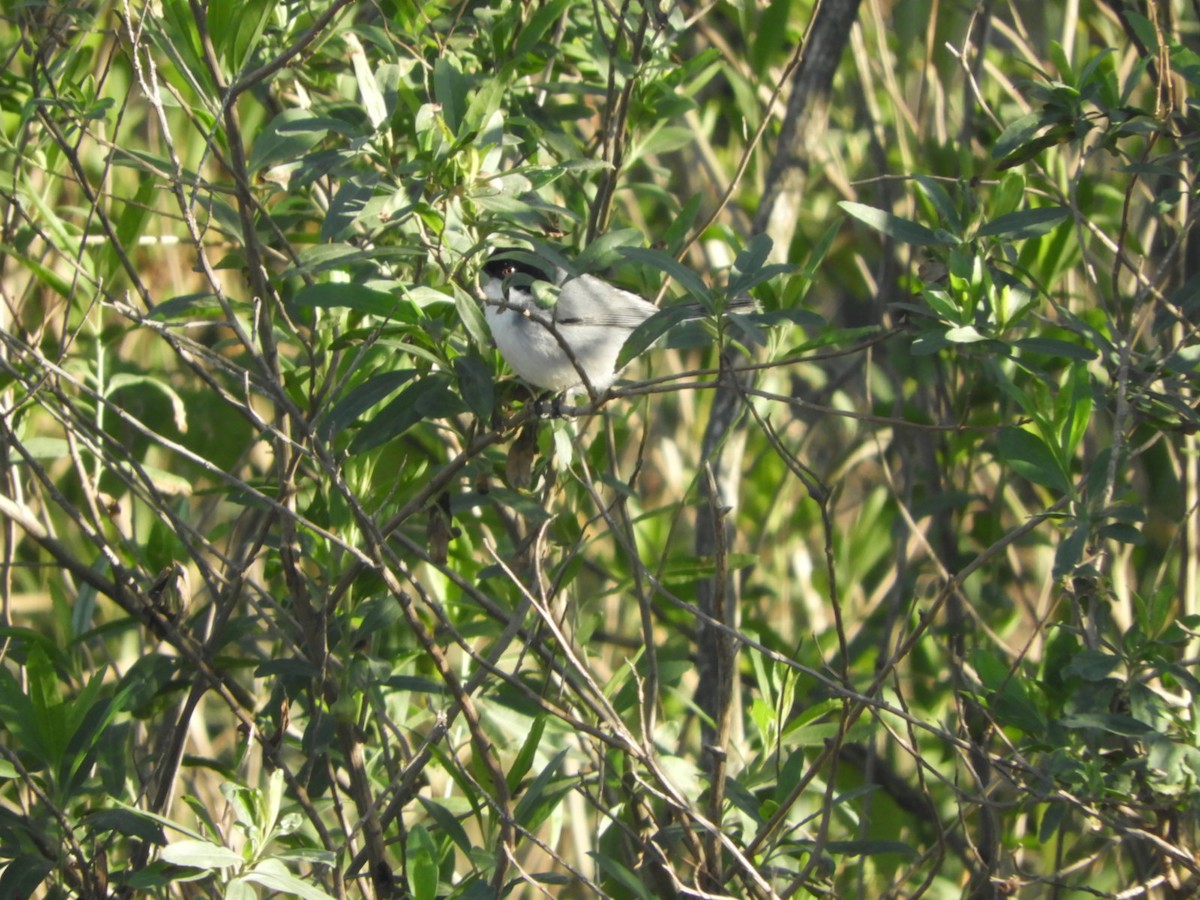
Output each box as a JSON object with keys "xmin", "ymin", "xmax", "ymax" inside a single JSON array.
[{"xmin": 482, "ymin": 249, "xmax": 552, "ymax": 282}]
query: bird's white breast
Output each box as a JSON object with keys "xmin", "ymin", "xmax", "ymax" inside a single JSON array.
[
  {"xmin": 484, "ymin": 304, "xmax": 622, "ymax": 391},
  {"xmin": 482, "ymin": 273, "xmax": 660, "ymax": 392}
]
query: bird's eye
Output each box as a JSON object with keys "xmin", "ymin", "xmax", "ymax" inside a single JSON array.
[{"xmin": 500, "ymin": 262, "xmax": 517, "ymax": 278}]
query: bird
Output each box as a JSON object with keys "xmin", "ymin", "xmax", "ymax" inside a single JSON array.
[{"xmin": 480, "ymin": 247, "xmax": 754, "ymax": 395}]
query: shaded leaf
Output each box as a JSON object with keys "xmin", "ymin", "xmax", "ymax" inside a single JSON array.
[
  {"xmin": 321, "ymin": 370, "xmax": 418, "ymax": 439},
  {"xmin": 1061, "ymin": 712, "xmax": 1152, "ymax": 736},
  {"xmin": 453, "ymin": 354, "xmax": 496, "ymax": 420},
  {"xmin": 293, "ymin": 283, "xmax": 399, "ymax": 316},
  {"xmin": 1062, "ymin": 650, "xmax": 1122, "ymax": 681},
  {"xmin": 512, "ymin": 749, "xmax": 570, "ymax": 831},
  {"xmin": 349, "ymin": 374, "xmax": 464, "ymax": 454},
  {"xmin": 248, "ymin": 110, "xmax": 337, "ymax": 173},
  {"xmin": 615, "ymin": 303, "xmax": 696, "ymax": 371},
  {"xmin": 0, "ymin": 856, "xmax": 52, "ymax": 900},
  {"xmin": 997, "ymin": 427, "xmax": 1070, "ymax": 494},
  {"xmin": 434, "ymin": 56, "xmax": 467, "ymax": 135}
]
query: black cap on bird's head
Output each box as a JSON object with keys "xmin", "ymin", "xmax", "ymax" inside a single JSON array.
[{"xmin": 482, "ymin": 248, "xmax": 560, "ymax": 285}]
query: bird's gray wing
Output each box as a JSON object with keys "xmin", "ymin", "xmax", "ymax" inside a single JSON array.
[{"xmin": 554, "ymin": 275, "xmax": 661, "ymax": 329}]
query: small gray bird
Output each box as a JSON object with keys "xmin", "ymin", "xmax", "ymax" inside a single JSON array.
[{"xmin": 480, "ymin": 248, "xmax": 754, "ymax": 393}]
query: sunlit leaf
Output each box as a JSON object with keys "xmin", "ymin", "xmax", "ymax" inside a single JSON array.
[{"xmin": 840, "ymin": 201, "xmax": 957, "ymax": 246}]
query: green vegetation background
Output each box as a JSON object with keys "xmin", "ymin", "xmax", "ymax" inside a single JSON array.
[{"xmin": 0, "ymin": 1, "xmax": 1198, "ymax": 897}]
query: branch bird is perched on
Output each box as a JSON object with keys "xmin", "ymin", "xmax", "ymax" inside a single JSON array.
[{"xmin": 480, "ymin": 247, "xmax": 756, "ymax": 395}]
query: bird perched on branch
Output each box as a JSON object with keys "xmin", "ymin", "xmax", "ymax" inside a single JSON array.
[{"xmin": 480, "ymin": 247, "xmax": 756, "ymax": 395}]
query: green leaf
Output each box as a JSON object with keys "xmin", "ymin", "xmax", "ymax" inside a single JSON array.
[
  {"xmin": 60, "ymin": 676, "xmax": 136, "ymax": 794},
  {"xmin": 1014, "ymin": 337, "xmax": 1097, "ymax": 361},
  {"xmin": 434, "ymin": 56, "xmax": 468, "ymax": 135},
  {"xmin": 914, "ymin": 176, "xmax": 963, "ymax": 234},
  {"xmin": 1059, "ymin": 363, "xmax": 1093, "ymax": 458},
  {"xmin": 728, "ymin": 236, "xmax": 793, "ymax": 296},
  {"xmin": 84, "ymin": 808, "xmax": 167, "ymax": 844},
  {"xmin": 618, "ymin": 246, "xmax": 710, "ymax": 298},
  {"xmin": 977, "ymin": 206, "xmax": 1070, "ymax": 239},
  {"xmin": 0, "ymin": 662, "xmax": 54, "ymax": 768},
  {"xmin": 107, "ymin": 175, "xmax": 156, "ymax": 282},
  {"xmin": 294, "ymin": 283, "xmax": 399, "ymax": 316},
  {"xmin": 824, "ymin": 840, "xmax": 918, "ymax": 858},
  {"xmin": 732, "ymin": 232, "xmax": 773, "ymax": 281},
  {"xmin": 0, "ymin": 856, "xmax": 52, "ymax": 900},
  {"xmin": 240, "ymin": 862, "xmax": 339, "ymax": 900},
  {"xmin": 322, "ymin": 175, "xmax": 377, "ymax": 241},
  {"xmin": 160, "ymin": 838, "xmax": 243, "ymax": 869},
  {"xmin": 208, "ymin": 0, "xmax": 272, "ymax": 74},
  {"xmin": 349, "ymin": 374, "xmax": 464, "ymax": 454},
  {"xmin": 997, "ymin": 427, "xmax": 1070, "ymax": 494},
  {"xmin": 506, "ymin": 715, "xmax": 547, "ymax": 793},
  {"xmin": 221, "ymin": 782, "xmax": 258, "ymax": 833},
  {"xmin": 25, "ymin": 645, "xmax": 65, "ymax": 766},
  {"xmin": 0, "ymin": 242, "xmax": 72, "ymax": 299},
  {"xmin": 453, "ymin": 354, "xmax": 496, "ymax": 420},
  {"xmin": 663, "ymin": 194, "xmax": 703, "ymax": 251},
  {"xmin": 995, "ymin": 124, "xmax": 1075, "ymax": 170},
  {"xmin": 384, "ymin": 674, "xmax": 449, "ymax": 694},
  {"xmin": 513, "ymin": 0, "xmax": 575, "ymax": 60},
  {"xmin": 321, "ymin": 370, "xmax": 418, "ymax": 440},
  {"xmin": 992, "ymin": 112, "xmax": 1044, "ymax": 161},
  {"xmin": 107, "ymin": 373, "xmax": 189, "ymax": 433},
  {"xmin": 991, "ymin": 171, "xmax": 1026, "ymax": 219},
  {"xmin": 630, "ymin": 124, "xmax": 695, "ymax": 158},
  {"xmin": 147, "ymin": 293, "xmax": 225, "ymax": 321},
  {"xmin": 723, "ymin": 776, "xmax": 766, "ymax": 826},
  {"xmin": 1039, "ymin": 802, "xmax": 1069, "ymax": 843},
  {"xmin": 921, "ymin": 287, "xmax": 963, "ymax": 323},
  {"xmin": 6, "ymin": 436, "xmax": 64, "ymax": 462},
  {"xmin": 656, "ymin": 553, "xmax": 759, "ymax": 587},
  {"xmin": 417, "ymin": 797, "xmax": 474, "ymax": 856},
  {"xmin": 1061, "ymin": 712, "xmax": 1152, "ymax": 737},
  {"xmin": 407, "ymin": 824, "xmax": 440, "ymax": 900},
  {"xmin": 839, "ymin": 201, "xmax": 956, "ymax": 246},
  {"xmin": 1099, "ymin": 522, "xmax": 1143, "ymax": 545},
  {"xmin": 349, "ymin": 37, "xmax": 388, "ymax": 129},
  {"xmin": 995, "ymin": 683, "xmax": 1047, "ymax": 737},
  {"xmin": 752, "ymin": 0, "xmax": 793, "ymax": 74},
  {"xmin": 944, "ymin": 324, "xmax": 988, "ymax": 343},
  {"xmin": 1123, "ymin": 11, "xmax": 1159, "ymax": 53},
  {"xmin": 1053, "ymin": 525, "xmax": 1087, "ymax": 579},
  {"xmin": 263, "ymin": 769, "xmax": 284, "ymax": 843},
  {"xmin": 484, "ymin": 487, "xmax": 554, "ymax": 523},
  {"xmin": 1048, "ymin": 40, "xmax": 1075, "ymax": 83},
  {"xmin": 70, "ymin": 556, "xmax": 106, "ymax": 639},
  {"xmin": 512, "ymin": 748, "xmax": 570, "ymax": 831},
  {"xmin": 456, "ymin": 284, "xmax": 492, "ymax": 347},
  {"xmin": 460, "ymin": 80, "xmax": 506, "ymax": 140},
  {"xmin": 1062, "ymin": 649, "xmax": 1122, "ymax": 681},
  {"xmin": 1145, "ymin": 734, "xmax": 1200, "ymax": 794},
  {"xmin": 248, "ymin": 110, "xmax": 336, "ymax": 173},
  {"xmin": 589, "ymin": 853, "xmax": 655, "ymax": 900},
  {"xmin": 576, "ymin": 228, "xmax": 644, "ymax": 272},
  {"xmin": 615, "ymin": 303, "xmax": 697, "ymax": 372}
]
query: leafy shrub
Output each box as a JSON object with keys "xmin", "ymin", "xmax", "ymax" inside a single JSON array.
[{"xmin": 0, "ymin": 1, "xmax": 1197, "ymax": 897}]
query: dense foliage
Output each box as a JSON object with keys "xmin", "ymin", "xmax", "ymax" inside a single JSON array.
[{"xmin": 1, "ymin": 0, "xmax": 1199, "ymax": 897}]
